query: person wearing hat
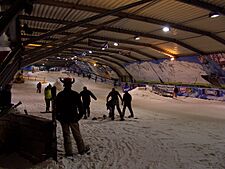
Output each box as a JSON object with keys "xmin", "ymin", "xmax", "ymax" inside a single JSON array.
[
  {"xmin": 80, "ymin": 86, "xmax": 97, "ymax": 119},
  {"xmin": 56, "ymin": 77, "xmax": 90, "ymax": 156}
]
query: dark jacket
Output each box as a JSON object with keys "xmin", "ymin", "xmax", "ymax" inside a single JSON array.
[
  {"xmin": 80, "ymin": 90, "xmax": 97, "ymax": 104},
  {"xmin": 56, "ymin": 89, "xmax": 83, "ymax": 123},
  {"xmin": 51, "ymin": 86, "xmax": 57, "ymax": 99},
  {"xmin": 122, "ymin": 92, "xmax": 132, "ymax": 104},
  {"xmin": 107, "ymin": 91, "xmax": 122, "ymax": 102}
]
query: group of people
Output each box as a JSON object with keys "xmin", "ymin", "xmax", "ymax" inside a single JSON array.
[
  {"xmin": 106, "ymin": 88, "xmax": 134, "ymax": 121},
  {"xmin": 54, "ymin": 77, "xmax": 135, "ymax": 156}
]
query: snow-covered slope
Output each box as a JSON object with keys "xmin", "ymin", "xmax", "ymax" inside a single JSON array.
[{"xmin": 126, "ymin": 60, "xmax": 209, "ymax": 84}]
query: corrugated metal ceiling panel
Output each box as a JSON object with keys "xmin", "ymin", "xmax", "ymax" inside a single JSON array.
[
  {"xmin": 183, "ymin": 36, "xmax": 225, "ymax": 53},
  {"xmin": 139, "ymin": 47, "xmax": 169, "ymax": 59},
  {"xmin": 111, "ymin": 18, "xmax": 160, "ymax": 33},
  {"xmin": 156, "ymin": 42, "xmax": 195, "ymax": 56},
  {"xmin": 183, "ymin": 16, "xmax": 225, "ymax": 33},
  {"xmin": 78, "ymin": 0, "xmax": 137, "ymax": 9},
  {"xmin": 135, "ymin": 37, "xmax": 166, "ymax": 45},
  {"xmin": 217, "ymin": 32, "xmax": 225, "ymax": 39},
  {"xmin": 88, "ymin": 16, "xmax": 121, "ymax": 26},
  {"xmin": 151, "ymin": 28, "xmax": 200, "ymax": 40},
  {"xmin": 32, "ymin": 4, "xmax": 96, "ymax": 22},
  {"xmin": 206, "ymin": 0, "xmax": 225, "ymax": 7},
  {"xmin": 94, "ymin": 31, "xmax": 133, "ymax": 40},
  {"xmin": 137, "ymin": 0, "xmax": 208, "ymax": 23},
  {"xmin": 18, "ymin": 0, "xmax": 225, "ymax": 65}
]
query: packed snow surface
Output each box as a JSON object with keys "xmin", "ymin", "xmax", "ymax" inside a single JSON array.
[{"xmin": 2, "ymin": 71, "xmax": 225, "ymax": 169}]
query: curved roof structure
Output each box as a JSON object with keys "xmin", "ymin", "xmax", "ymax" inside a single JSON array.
[{"xmin": 1, "ymin": 0, "xmax": 225, "ymax": 84}]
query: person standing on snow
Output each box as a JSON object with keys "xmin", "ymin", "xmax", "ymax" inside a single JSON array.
[
  {"xmin": 56, "ymin": 77, "xmax": 89, "ymax": 156},
  {"xmin": 36, "ymin": 82, "xmax": 42, "ymax": 93},
  {"xmin": 122, "ymin": 91, "xmax": 134, "ymax": 118},
  {"xmin": 80, "ymin": 86, "xmax": 97, "ymax": 119},
  {"xmin": 173, "ymin": 86, "xmax": 179, "ymax": 98},
  {"xmin": 44, "ymin": 84, "xmax": 52, "ymax": 112},
  {"xmin": 106, "ymin": 88, "xmax": 124, "ymax": 121},
  {"xmin": 51, "ymin": 85, "xmax": 57, "ymax": 112}
]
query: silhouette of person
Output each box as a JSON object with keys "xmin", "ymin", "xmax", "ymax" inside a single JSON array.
[
  {"xmin": 56, "ymin": 77, "xmax": 89, "ymax": 156},
  {"xmin": 44, "ymin": 84, "xmax": 52, "ymax": 112},
  {"xmin": 106, "ymin": 88, "xmax": 124, "ymax": 121},
  {"xmin": 36, "ymin": 82, "xmax": 42, "ymax": 93},
  {"xmin": 122, "ymin": 91, "xmax": 134, "ymax": 118},
  {"xmin": 173, "ymin": 86, "xmax": 179, "ymax": 98},
  {"xmin": 51, "ymin": 85, "xmax": 57, "ymax": 111},
  {"xmin": 80, "ymin": 86, "xmax": 97, "ymax": 119}
]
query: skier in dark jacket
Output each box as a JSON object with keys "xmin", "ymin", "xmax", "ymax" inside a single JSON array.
[
  {"xmin": 80, "ymin": 86, "xmax": 97, "ymax": 119},
  {"xmin": 122, "ymin": 91, "xmax": 134, "ymax": 118},
  {"xmin": 106, "ymin": 88, "xmax": 124, "ymax": 121},
  {"xmin": 56, "ymin": 77, "xmax": 89, "ymax": 156}
]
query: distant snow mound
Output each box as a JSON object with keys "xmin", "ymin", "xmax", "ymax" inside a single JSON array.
[
  {"xmin": 130, "ymin": 87, "xmax": 151, "ymax": 96},
  {"xmin": 126, "ymin": 59, "xmax": 209, "ymax": 84}
]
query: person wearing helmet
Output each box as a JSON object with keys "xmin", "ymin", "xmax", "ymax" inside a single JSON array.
[{"xmin": 56, "ymin": 77, "xmax": 90, "ymax": 156}]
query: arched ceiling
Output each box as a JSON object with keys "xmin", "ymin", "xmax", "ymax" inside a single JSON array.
[{"xmin": 1, "ymin": 0, "xmax": 225, "ymax": 78}]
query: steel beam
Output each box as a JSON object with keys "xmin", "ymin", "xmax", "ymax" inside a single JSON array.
[
  {"xmin": 177, "ymin": 0, "xmax": 225, "ymax": 16},
  {"xmin": 24, "ymin": 0, "xmax": 152, "ymax": 45},
  {"xmin": 35, "ymin": 0, "xmax": 225, "ymax": 46},
  {"xmin": 20, "ymin": 15, "xmax": 205, "ymax": 55}
]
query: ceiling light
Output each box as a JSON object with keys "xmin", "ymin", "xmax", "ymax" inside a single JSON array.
[
  {"xmin": 102, "ymin": 47, "xmax": 105, "ymax": 50},
  {"xmin": 27, "ymin": 43, "xmax": 42, "ymax": 47},
  {"xmin": 88, "ymin": 50, "xmax": 92, "ymax": 54},
  {"xmin": 170, "ymin": 57, "xmax": 175, "ymax": 61},
  {"xmin": 114, "ymin": 42, "xmax": 119, "ymax": 46},
  {"xmin": 93, "ymin": 63, "xmax": 97, "ymax": 67},
  {"xmin": 162, "ymin": 26, "xmax": 170, "ymax": 32},
  {"xmin": 134, "ymin": 36, "xmax": 140, "ymax": 40},
  {"xmin": 209, "ymin": 11, "xmax": 220, "ymax": 18}
]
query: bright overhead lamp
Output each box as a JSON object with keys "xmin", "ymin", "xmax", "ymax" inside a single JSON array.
[
  {"xmin": 170, "ymin": 57, "xmax": 175, "ymax": 61},
  {"xmin": 162, "ymin": 26, "xmax": 170, "ymax": 32},
  {"xmin": 88, "ymin": 50, "xmax": 93, "ymax": 54},
  {"xmin": 27, "ymin": 43, "xmax": 42, "ymax": 47},
  {"xmin": 134, "ymin": 36, "xmax": 140, "ymax": 40},
  {"xmin": 209, "ymin": 11, "xmax": 220, "ymax": 18},
  {"xmin": 102, "ymin": 47, "xmax": 105, "ymax": 50},
  {"xmin": 114, "ymin": 42, "xmax": 119, "ymax": 46},
  {"xmin": 93, "ymin": 63, "xmax": 97, "ymax": 67}
]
